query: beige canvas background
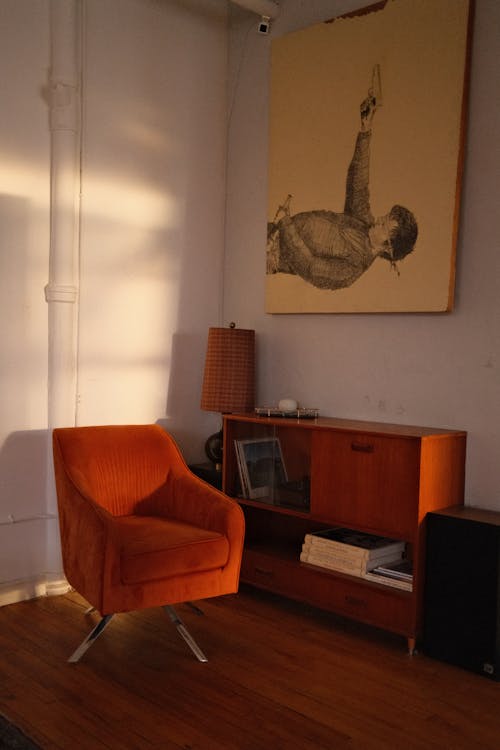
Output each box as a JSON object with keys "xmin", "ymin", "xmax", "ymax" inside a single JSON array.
[{"xmin": 266, "ymin": 0, "xmax": 471, "ymax": 313}]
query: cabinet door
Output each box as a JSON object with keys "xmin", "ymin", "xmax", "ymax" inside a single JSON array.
[{"xmin": 311, "ymin": 431, "xmax": 420, "ymax": 538}]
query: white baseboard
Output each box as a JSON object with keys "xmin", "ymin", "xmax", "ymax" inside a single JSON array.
[
  {"xmin": 0, "ymin": 574, "xmax": 71, "ymax": 607},
  {"xmin": 45, "ymin": 577, "xmax": 72, "ymax": 597}
]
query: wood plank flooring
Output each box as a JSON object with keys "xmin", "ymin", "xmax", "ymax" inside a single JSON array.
[{"xmin": 0, "ymin": 586, "xmax": 499, "ymax": 749}]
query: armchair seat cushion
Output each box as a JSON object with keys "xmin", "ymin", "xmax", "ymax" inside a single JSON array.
[{"xmin": 116, "ymin": 516, "xmax": 230, "ymax": 585}]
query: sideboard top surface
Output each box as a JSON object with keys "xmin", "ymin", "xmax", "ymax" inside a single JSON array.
[{"xmin": 225, "ymin": 413, "xmax": 467, "ymax": 439}]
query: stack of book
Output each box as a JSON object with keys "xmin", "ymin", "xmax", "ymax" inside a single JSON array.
[
  {"xmin": 363, "ymin": 558, "xmax": 413, "ymax": 591},
  {"xmin": 300, "ymin": 527, "xmax": 409, "ymax": 585}
]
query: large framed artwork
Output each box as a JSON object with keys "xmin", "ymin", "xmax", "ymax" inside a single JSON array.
[{"xmin": 266, "ymin": 0, "xmax": 473, "ymax": 313}]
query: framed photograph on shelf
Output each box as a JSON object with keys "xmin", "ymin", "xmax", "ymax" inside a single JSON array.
[{"xmin": 234, "ymin": 437, "xmax": 288, "ymax": 501}]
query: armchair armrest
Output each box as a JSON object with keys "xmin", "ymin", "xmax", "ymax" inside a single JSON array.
[
  {"xmin": 132, "ymin": 459, "xmax": 244, "ymax": 553},
  {"xmin": 169, "ymin": 470, "xmax": 244, "ymax": 543},
  {"xmin": 55, "ymin": 475, "xmax": 113, "ymax": 611}
]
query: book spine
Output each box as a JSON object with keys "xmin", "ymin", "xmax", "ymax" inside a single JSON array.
[
  {"xmin": 303, "ymin": 535, "xmax": 405, "ymax": 561},
  {"xmin": 300, "ymin": 550, "xmax": 364, "ymax": 576},
  {"xmin": 301, "ymin": 547, "xmax": 403, "ymax": 575},
  {"xmin": 301, "ymin": 546, "xmax": 364, "ymax": 569},
  {"xmin": 303, "ymin": 535, "xmax": 369, "ymax": 561}
]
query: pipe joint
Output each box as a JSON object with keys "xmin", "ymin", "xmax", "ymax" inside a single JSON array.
[
  {"xmin": 49, "ymin": 81, "xmax": 79, "ymax": 132},
  {"xmin": 45, "ymin": 283, "xmax": 78, "ymax": 303}
]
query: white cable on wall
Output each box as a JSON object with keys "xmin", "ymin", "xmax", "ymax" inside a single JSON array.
[{"xmin": 0, "ymin": 514, "xmax": 58, "ymax": 527}]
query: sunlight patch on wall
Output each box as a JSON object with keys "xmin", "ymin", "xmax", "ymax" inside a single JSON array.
[
  {"xmin": 0, "ymin": 157, "xmax": 49, "ymax": 206},
  {"xmin": 121, "ymin": 120, "xmax": 172, "ymax": 154},
  {"xmin": 82, "ymin": 172, "xmax": 174, "ymax": 229},
  {"xmin": 0, "ymin": 155, "xmax": 174, "ymax": 232},
  {"xmin": 76, "ymin": 255, "xmax": 180, "ymax": 425}
]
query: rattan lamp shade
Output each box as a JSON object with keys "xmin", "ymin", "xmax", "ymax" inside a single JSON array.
[{"xmin": 201, "ymin": 327, "xmax": 255, "ymax": 413}]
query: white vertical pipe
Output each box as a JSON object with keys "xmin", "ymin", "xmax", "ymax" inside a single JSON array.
[{"xmin": 44, "ymin": 0, "xmax": 81, "ymax": 595}]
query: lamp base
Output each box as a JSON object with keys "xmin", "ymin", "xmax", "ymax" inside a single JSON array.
[{"xmin": 204, "ymin": 429, "xmax": 223, "ymax": 467}]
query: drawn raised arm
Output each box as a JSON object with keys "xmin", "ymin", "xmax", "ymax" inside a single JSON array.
[{"xmin": 360, "ymin": 92, "xmax": 378, "ymax": 133}]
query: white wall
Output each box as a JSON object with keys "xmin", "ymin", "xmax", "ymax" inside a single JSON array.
[
  {"xmin": 0, "ymin": 0, "xmax": 227, "ymax": 604},
  {"xmin": 77, "ymin": 0, "xmax": 227, "ymax": 455},
  {"xmin": 1, "ymin": 0, "xmax": 498, "ymax": 606},
  {"xmin": 224, "ymin": 0, "xmax": 500, "ymax": 510}
]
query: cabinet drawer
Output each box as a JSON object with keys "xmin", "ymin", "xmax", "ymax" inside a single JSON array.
[
  {"xmin": 241, "ymin": 549, "xmax": 414, "ymax": 637},
  {"xmin": 300, "ymin": 564, "xmax": 414, "ymax": 635},
  {"xmin": 312, "ymin": 432, "xmax": 420, "ymax": 536},
  {"xmin": 241, "ymin": 549, "xmax": 298, "ymax": 595}
]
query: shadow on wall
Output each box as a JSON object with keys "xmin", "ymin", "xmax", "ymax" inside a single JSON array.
[
  {"xmin": 0, "ymin": 430, "xmax": 54, "ymax": 588},
  {"xmin": 0, "ymin": 430, "xmax": 50, "ymax": 522},
  {"xmin": 0, "ymin": 194, "xmax": 39, "ymax": 430},
  {"xmin": 157, "ymin": 331, "xmax": 216, "ymax": 465}
]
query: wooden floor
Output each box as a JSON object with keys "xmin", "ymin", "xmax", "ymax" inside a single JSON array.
[{"xmin": 0, "ymin": 586, "xmax": 499, "ymax": 750}]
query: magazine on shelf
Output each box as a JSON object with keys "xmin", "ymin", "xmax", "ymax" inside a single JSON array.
[
  {"xmin": 371, "ymin": 558, "xmax": 413, "ymax": 581},
  {"xmin": 363, "ymin": 569, "xmax": 413, "ymax": 592},
  {"xmin": 303, "ymin": 528, "xmax": 405, "ymax": 561},
  {"xmin": 234, "ymin": 437, "xmax": 287, "ymax": 500},
  {"xmin": 363, "ymin": 557, "xmax": 413, "ymax": 591}
]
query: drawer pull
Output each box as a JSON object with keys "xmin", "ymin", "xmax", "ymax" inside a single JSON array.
[
  {"xmin": 351, "ymin": 442, "xmax": 374, "ymax": 453},
  {"xmin": 254, "ymin": 566, "xmax": 273, "ymax": 577}
]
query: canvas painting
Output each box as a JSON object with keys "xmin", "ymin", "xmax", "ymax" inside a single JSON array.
[{"xmin": 266, "ymin": 0, "xmax": 472, "ymax": 313}]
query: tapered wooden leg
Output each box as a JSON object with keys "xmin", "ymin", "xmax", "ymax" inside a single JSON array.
[{"xmin": 408, "ymin": 637, "xmax": 416, "ymax": 656}]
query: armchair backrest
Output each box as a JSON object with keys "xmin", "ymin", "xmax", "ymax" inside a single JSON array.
[{"xmin": 53, "ymin": 424, "xmax": 184, "ymax": 516}]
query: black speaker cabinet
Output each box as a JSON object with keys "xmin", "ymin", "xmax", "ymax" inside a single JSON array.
[{"xmin": 423, "ymin": 506, "xmax": 500, "ymax": 680}]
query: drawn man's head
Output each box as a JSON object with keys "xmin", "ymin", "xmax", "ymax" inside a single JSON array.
[{"xmin": 369, "ymin": 205, "xmax": 418, "ymax": 262}]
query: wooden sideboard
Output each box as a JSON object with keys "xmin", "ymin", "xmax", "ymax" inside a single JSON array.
[{"xmin": 222, "ymin": 414, "xmax": 466, "ymax": 652}]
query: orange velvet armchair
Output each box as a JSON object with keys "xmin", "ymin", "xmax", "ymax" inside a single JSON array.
[{"xmin": 52, "ymin": 424, "xmax": 245, "ymax": 662}]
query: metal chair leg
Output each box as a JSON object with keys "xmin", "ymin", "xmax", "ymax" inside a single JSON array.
[
  {"xmin": 186, "ymin": 601, "xmax": 204, "ymax": 616},
  {"xmin": 68, "ymin": 614, "xmax": 114, "ymax": 663},
  {"xmin": 163, "ymin": 605, "xmax": 208, "ymax": 662}
]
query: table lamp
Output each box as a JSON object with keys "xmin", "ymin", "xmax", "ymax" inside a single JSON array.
[{"xmin": 200, "ymin": 324, "xmax": 255, "ymax": 467}]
